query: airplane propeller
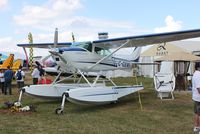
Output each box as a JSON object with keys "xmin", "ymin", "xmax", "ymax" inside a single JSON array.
[{"xmin": 54, "ymin": 28, "xmax": 58, "ymax": 48}]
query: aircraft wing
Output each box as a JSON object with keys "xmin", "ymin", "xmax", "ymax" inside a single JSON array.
[
  {"xmin": 92, "ymin": 29, "xmax": 200, "ymax": 49},
  {"xmin": 17, "ymin": 42, "xmax": 72, "ymax": 48}
]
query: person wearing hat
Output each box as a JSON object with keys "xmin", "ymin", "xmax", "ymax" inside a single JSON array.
[
  {"xmin": 192, "ymin": 62, "xmax": 200, "ymax": 132},
  {"xmin": 31, "ymin": 64, "xmax": 40, "ymax": 84}
]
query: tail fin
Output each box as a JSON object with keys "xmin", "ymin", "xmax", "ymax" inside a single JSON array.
[
  {"xmin": 131, "ymin": 47, "xmax": 142, "ymax": 62},
  {"xmin": 12, "ymin": 59, "xmax": 22, "ymax": 72},
  {"xmin": 0, "ymin": 54, "xmax": 14, "ymax": 69}
]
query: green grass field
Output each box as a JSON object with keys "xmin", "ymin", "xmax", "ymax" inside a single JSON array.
[{"xmin": 0, "ymin": 72, "xmax": 194, "ymax": 134}]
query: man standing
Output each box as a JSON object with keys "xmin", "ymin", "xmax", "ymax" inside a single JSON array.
[
  {"xmin": 192, "ymin": 62, "xmax": 200, "ymax": 132},
  {"xmin": 4, "ymin": 66, "xmax": 13, "ymax": 95},
  {"xmin": 31, "ymin": 64, "xmax": 40, "ymax": 84},
  {"xmin": 15, "ymin": 66, "xmax": 25, "ymax": 90}
]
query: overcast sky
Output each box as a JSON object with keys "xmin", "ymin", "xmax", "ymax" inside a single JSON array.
[{"xmin": 0, "ymin": 0, "xmax": 200, "ymax": 56}]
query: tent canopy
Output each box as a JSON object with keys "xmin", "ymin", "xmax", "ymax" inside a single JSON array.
[
  {"xmin": 154, "ymin": 52, "xmax": 200, "ymax": 61},
  {"xmin": 141, "ymin": 43, "xmax": 188, "ymax": 57}
]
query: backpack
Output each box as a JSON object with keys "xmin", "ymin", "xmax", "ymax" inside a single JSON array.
[{"xmin": 16, "ymin": 71, "xmax": 22, "ymax": 80}]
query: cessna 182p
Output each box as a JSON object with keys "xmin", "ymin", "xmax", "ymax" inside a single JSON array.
[
  {"xmin": 17, "ymin": 29, "xmax": 142, "ymax": 103},
  {"xmin": 17, "ymin": 28, "xmax": 200, "ymax": 114}
]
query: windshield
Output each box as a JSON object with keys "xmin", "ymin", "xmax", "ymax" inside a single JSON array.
[
  {"xmin": 71, "ymin": 42, "xmax": 92, "ymax": 52},
  {"xmin": 71, "ymin": 41, "xmax": 111, "ymax": 56}
]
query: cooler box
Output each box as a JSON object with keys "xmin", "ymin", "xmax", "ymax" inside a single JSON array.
[{"xmin": 38, "ymin": 78, "xmax": 52, "ymax": 84}]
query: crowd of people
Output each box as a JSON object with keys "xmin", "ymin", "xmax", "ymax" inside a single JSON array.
[
  {"xmin": 0, "ymin": 62, "xmax": 45, "ymax": 95},
  {"xmin": 0, "ymin": 65, "xmax": 25, "ymax": 95}
]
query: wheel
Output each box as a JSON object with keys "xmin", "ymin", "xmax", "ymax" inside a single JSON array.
[
  {"xmin": 55, "ymin": 108, "xmax": 63, "ymax": 114},
  {"xmin": 110, "ymin": 101, "xmax": 117, "ymax": 104}
]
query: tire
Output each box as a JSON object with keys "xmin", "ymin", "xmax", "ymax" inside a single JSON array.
[{"xmin": 55, "ymin": 108, "xmax": 63, "ymax": 114}]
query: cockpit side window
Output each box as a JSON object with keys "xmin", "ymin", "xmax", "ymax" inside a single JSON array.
[{"xmin": 95, "ymin": 47, "xmax": 111, "ymax": 56}]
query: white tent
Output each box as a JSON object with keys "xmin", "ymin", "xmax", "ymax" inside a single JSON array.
[
  {"xmin": 141, "ymin": 42, "xmax": 189, "ymax": 57},
  {"xmin": 140, "ymin": 41, "xmax": 200, "ymax": 77},
  {"xmin": 155, "ymin": 52, "xmax": 200, "ymax": 62}
]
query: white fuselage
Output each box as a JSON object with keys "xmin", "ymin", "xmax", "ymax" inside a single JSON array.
[{"xmin": 59, "ymin": 47, "xmax": 132, "ymax": 72}]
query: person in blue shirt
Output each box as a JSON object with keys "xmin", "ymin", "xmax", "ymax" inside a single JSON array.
[{"xmin": 4, "ymin": 66, "xmax": 13, "ymax": 95}]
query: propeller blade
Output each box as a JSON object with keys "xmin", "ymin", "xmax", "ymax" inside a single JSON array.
[
  {"xmin": 54, "ymin": 28, "xmax": 58, "ymax": 48},
  {"xmin": 42, "ymin": 54, "xmax": 51, "ymax": 62},
  {"xmin": 40, "ymin": 54, "xmax": 51, "ymax": 67},
  {"xmin": 49, "ymin": 51, "xmax": 68, "ymax": 64}
]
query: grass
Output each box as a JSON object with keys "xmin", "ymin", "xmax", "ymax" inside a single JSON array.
[{"xmin": 0, "ymin": 72, "xmax": 194, "ymax": 134}]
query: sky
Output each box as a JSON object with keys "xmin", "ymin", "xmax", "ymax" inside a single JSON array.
[{"xmin": 0, "ymin": 0, "xmax": 200, "ymax": 57}]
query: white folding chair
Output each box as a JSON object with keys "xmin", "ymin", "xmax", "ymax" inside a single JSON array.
[{"xmin": 153, "ymin": 73, "xmax": 175, "ymax": 100}]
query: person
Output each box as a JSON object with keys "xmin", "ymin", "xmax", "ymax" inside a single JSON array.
[
  {"xmin": 31, "ymin": 64, "xmax": 40, "ymax": 84},
  {"xmin": 4, "ymin": 66, "xmax": 14, "ymax": 95},
  {"xmin": 0, "ymin": 69, "xmax": 5, "ymax": 93},
  {"xmin": 15, "ymin": 65, "xmax": 25, "ymax": 90},
  {"xmin": 192, "ymin": 62, "xmax": 200, "ymax": 132},
  {"xmin": 35, "ymin": 61, "xmax": 45, "ymax": 77}
]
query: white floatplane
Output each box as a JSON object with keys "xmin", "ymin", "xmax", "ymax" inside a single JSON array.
[
  {"xmin": 17, "ymin": 29, "xmax": 142, "ymax": 103},
  {"xmin": 17, "ymin": 28, "xmax": 200, "ymax": 114}
]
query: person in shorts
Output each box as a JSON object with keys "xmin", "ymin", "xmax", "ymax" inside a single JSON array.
[{"xmin": 192, "ymin": 62, "xmax": 200, "ymax": 132}]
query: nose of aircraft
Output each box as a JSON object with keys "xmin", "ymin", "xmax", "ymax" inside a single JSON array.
[{"xmin": 49, "ymin": 51, "xmax": 68, "ymax": 64}]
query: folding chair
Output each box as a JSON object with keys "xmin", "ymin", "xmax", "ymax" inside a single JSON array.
[{"xmin": 153, "ymin": 73, "xmax": 175, "ymax": 100}]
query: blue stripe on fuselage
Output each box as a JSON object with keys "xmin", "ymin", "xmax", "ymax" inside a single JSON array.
[
  {"xmin": 59, "ymin": 47, "xmax": 86, "ymax": 53},
  {"xmin": 83, "ymin": 92, "xmax": 118, "ymax": 97},
  {"xmin": 75, "ymin": 61, "xmax": 117, "ymax": 67}
]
